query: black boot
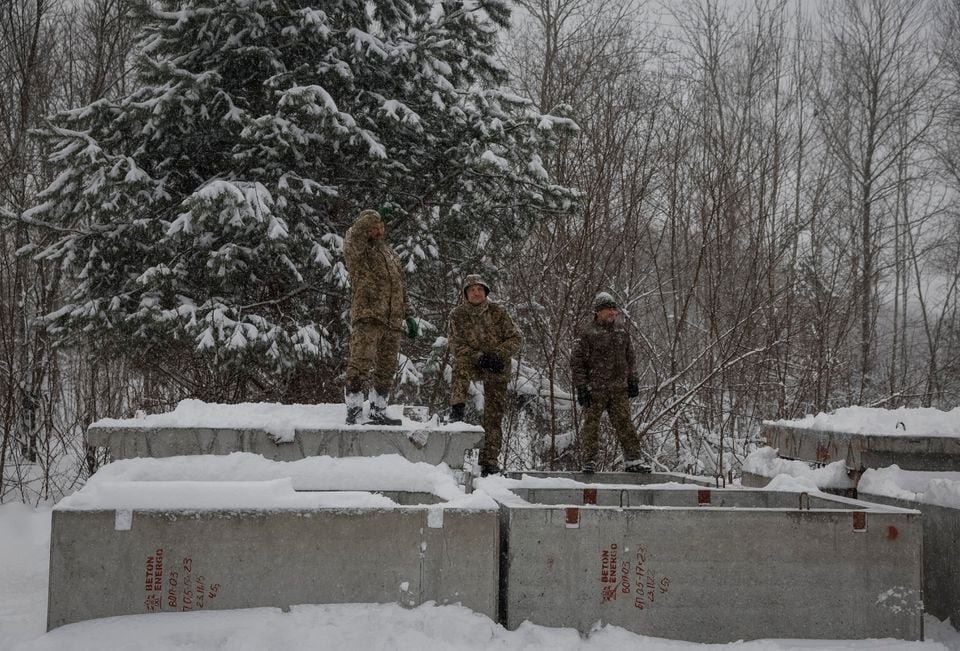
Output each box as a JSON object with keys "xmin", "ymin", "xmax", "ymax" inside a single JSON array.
[
  {"xmin": 448, "ymin": 403, "xmax": 465, "ymax": 423},
  {"xmin": 480, "ymin": 460, "xmax": 501, "ymax": 477},
  {"xmin": 368, "ymin": 387, "xmax": 402, "ymax": 426},
  {"xmin": 368, "ymin": 409, "xmax": 402, "ymax": 426},
  {"xmin": 624, "ymin": 459, "xmax": 651, "ymax": 473}
]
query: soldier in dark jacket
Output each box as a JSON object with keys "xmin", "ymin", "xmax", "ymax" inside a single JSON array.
[
  {"xmin": 571, "ymin": 292, "xmax": 646, "ymax": 473},
  {"xmin": 343, "ymin": 208, "xmax": 419, "ymax": 425},
  {"xmin": 447, "ymin": 274, "xmax": 522, "ymax": 475}
]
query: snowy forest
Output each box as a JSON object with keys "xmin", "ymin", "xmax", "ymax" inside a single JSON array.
[{"xmin": 4, "ymin": 0, "xmax": 960, "ymax": 503}]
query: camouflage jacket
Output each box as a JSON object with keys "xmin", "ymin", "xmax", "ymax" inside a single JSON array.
[
  {"xmin": 571, "ymin": 319, "xmax": 638, "ymax": 390},
  {"xmin": 344, "ymin": 210, "xmax": 412, "ymax": 327},
  {"xmin": 448, "ymin": 299, "xmax": 523, "ymax": 373}
]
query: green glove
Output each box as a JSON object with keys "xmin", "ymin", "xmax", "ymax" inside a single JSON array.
[
  {"xmin": 377, "ymin": 203, "xmax": 395, "ymax": 220},
  {"xmin": 405, "ymin": 316, "xmax": 419, "ymax": 339}
]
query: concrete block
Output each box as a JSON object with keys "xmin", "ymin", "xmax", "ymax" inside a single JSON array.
[
  {"xmin": 506, "ymin": 470, "xmax": 715, "ymax": 487},
  {"xmin": 761, "ymin": 423, "xmax": 960, "ymax": 473},
  {"xmin": 86, "ymin": 425, "xmax": 483, "ymax": 469},
  {"xmin": 856, "ymin": 491, "xmax": 960, "ymax": 626},
  {"xmin": 497, "ymin": 486, "xmax": 923, "ymax": 643},
  {"xmin": 48, "ymin": 486, "xmax": 498, "ymax": 630}
]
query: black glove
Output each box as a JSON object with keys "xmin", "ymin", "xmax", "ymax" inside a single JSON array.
[
  {"xmin": 627, "ymin": 378, "xmax": 640, "ymax": 398},
  {"xmin": 576, "ymin": 386, "xmax": 592, "ymax": 408},
  {"xmin": 476, "ymin": 352, "xmax": 505, "ymax": 373}
]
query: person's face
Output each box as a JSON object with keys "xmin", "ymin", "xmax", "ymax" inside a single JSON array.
[
  {"xmin": 596, "ymin": 306, "xmax": 618, "ymax": 324},
  {"xmin": 368, "ymin": 221, "xmax": 385, "ymax": 240},
  {"xmin": 466, "ymin": 285, "xmax": 487, "ymax": 305}
]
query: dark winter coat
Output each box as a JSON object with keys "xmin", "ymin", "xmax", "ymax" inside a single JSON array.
[
  {"xmin": 344, "ymin": 210, "xmax": 412, "ymax": 327},
  {"xmin": 571, "ymin": 319, "xmax": 638, "ymax": 390}
]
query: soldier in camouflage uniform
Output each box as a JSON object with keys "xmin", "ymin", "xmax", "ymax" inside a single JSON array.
[
  {"xmin": 343, "ymin": 208, "xmax": 419, "ymax": 425},
  {"xmin": 447, "ymin": 274, "xmax": 522, "ymax": 475},
  {"xmin": 570, "ymin": 292, "xmax": 646, "ymax": 473}
]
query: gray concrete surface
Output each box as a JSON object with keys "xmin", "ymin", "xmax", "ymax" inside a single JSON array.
[
  {"xmin": 506, "ymin": 470, "xmax": 715, "ymax": 487},
  {"xmin": 744, "ymin": 466, "xmax": 960, "ymax": 626},
  {"xmin": 856, "ymin": 492, "xmax": 960, "ymax": 626},
  {"xmin": 497, "ymin": 486, "xmax": 923, "ymax": 643},
  {"xmin": 761, "ymin": 423, "xmax": 960, "ymax": 473},
  {"xmin": 48, "ymin": 500, "xmax": 498, "ymax": 630},
  {"xmin": 86, "ymin": 425, "xmax": 483, "ymax": 468}
]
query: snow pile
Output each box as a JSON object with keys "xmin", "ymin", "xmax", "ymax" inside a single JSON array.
[
  {"xmin": 765, "ymin": 406, "xmax": 960, "ymax": 437},
  {"xmin": 742, "ymin": 447, "xmax": 856, "ymax": 491},
  {"xmin": 61, "ymin": 453, "xmax": 495, "ymax": 510},
  {"xmin": 92, "ymin": 399, "xmax": 481, "ymax": 442},
  {"xmin": 859, "ymin": 466, "xmax": 960, "ymax": 509}
]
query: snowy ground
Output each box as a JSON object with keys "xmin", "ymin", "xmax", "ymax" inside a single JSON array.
[{"xmin": 4, "ymin": 402, "xmax": 960, "ymax": 649}]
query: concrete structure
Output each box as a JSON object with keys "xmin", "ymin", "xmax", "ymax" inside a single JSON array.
[
  {"xmin": 507, "ymin": 470, "xmax": 714, "ymax": 487},
  {"xmin": 48, "ymin": 482, "xmax": 498, "ymax": 630},
  {"xmin": 742, "ymin": 466, "xmax": 960, "ymax": 628},
  {"xmin": 761, "ymin": 422, "xmax": 960, "ymax": 474},
  {"xmin": 857, "ymin": 493, "xmax": 960, "ymax": 626},
  {"xmin": 496, "ymin": 484, "xmax": 923, "ymax": 643},
  {"xmin": 86, "ymin": 424, "xmax": 483, "ymax": 469}
]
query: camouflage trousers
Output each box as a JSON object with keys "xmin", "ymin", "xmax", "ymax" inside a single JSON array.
[
  {"xmin": 580, "ymin": 387, "xmax": 642, "ymax": 463},
  {"xmin": 450, "ymin": 363, "xmax": 508, "ymax": 467},
  {"xmin": 345, "ymin": 319, "xmax": 401, "ymax": 394}
]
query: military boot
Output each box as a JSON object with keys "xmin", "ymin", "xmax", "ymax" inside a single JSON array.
[
  {"xmin": 344, "ymin": 390, "xmax": 364, "ymax": 425},
  {"xmin": 367, "ymin": 386, "xmax": 402, "ymax": 426},
  {"xmin": 624, "ymin": 459, "xmax": 651, "ymax": 473},
  {"xmin": 448, "ymin": 403, "xmax": 465, "ymax": 423}
]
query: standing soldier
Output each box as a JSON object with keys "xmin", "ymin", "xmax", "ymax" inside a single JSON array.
[
  {"xmin": 343, "ymin": 207, "xmax": 419, "ymax": 425},
  {"xmin": 571, "ymin": 292, "xmax": 646, "ymax": 473},
  {"xmin": 447, "ymin": 274, "xmax": 522, "ymax": 476}
]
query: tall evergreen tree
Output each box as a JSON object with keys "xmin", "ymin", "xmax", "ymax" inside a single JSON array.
[{"xmin": 25, "ymin": 0, "xmax": 578, "ymax": 399}]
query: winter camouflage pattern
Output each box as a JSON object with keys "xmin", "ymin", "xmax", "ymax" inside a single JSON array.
[
  {"xmin": 344, "ymin": 210, "xmax": 412, "ymax": 328},
  {"xmin": 345, "ymin": 320, "xmax": 401, "ymax": 393},
  {"xmin": 571, "ymin": 319, "xmax": 642, "ymax": 465},
  {"xmin": 448, "ymin": 298, "xmax": 522, "ymax": 467},
  {"xmin": 343, "ymin": 209, "xmax": 411, "ymax": 394},
  {"xmin": 578, "ymin": 387, "xmax": 641, "ymax": 463},
  {"xmin": 571, "ymin": 320, "xmax": 638, "ymax": 389}
]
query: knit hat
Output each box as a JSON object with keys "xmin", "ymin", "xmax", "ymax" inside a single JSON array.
[
  {"xmin": 462, "ymin": 274, "xmax": 491, "ymax": 297},
  {"xmin": 593, "ymin": 292, "xmax": 618, "ymax": 311}
]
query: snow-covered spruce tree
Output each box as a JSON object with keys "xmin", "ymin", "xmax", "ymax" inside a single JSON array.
[{"xmin": 25, "ymin": 0, "xmax": 578, "ymax": 401}]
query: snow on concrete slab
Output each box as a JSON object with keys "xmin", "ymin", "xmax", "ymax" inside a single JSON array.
[
  {"xmin": 745, "ymin": 446, "xmax": 960, "ymax": 509},
  {"xmin": 74, "ymin": 453, "xmax": 497, "ymax": 510},
  {"xmin": 765, "ymin": 406, "xmax": 960, "ymax": 437},
  {"xmin": 743, "ymin": 447, "xmax": 857, "ymax": 492},
  {"xmin": 56, "ymin": 478, "xmax": 400, "ymax": 511},
  {"xmin": 859, "ymin": 465, "xmax": 960, "ymax": 509},
  {"xmin": 92, "ymin": 399, "xmax": 482, "ymax": 442}
]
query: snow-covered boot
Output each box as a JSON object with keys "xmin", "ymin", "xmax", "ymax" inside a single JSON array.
[
  {"xmin": 624, "ymin": 459, "xmax": 651, "ymax": 473},
  {"xmin": 368, "ymin": 387, "xmax": 402, "ymax": 426},
  {"xmin": 344, "ymin": 390, "xmax": 364, "ymax": 425}
]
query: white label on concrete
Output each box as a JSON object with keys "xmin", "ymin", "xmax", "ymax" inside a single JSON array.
[
  {"xmin": 427, "ymin": 506, "xmax": 444, "ymax": 529},
  {"xmin": 115, "ymin": 510, "xmax": 133, "ymax": 531}
]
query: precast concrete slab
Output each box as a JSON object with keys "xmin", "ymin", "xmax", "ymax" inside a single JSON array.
[
  {"xmin": 506, "ymin": 470, "xmax": 714, "ymax": 487},
  {"xmin": 496, "ymin": 483, "xmax": 923, "ymax": 643},
  {"xmin": 86, "ymin": 401, "xmax": 484, "ymax": 469},
  {"xmin": 47, "ymin": 479, "xmax": 498, "ymax": 630},
  {"xmin": 856, "ymin": 492, "xmax": 960, "ymax": 626},
  {"xmin": 87, "ymin": 424, "xmax": 483, "ymax": 468},
  {"xmin": 761, "ymin": 422, "xmax": 960, "ymax": 473}
]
